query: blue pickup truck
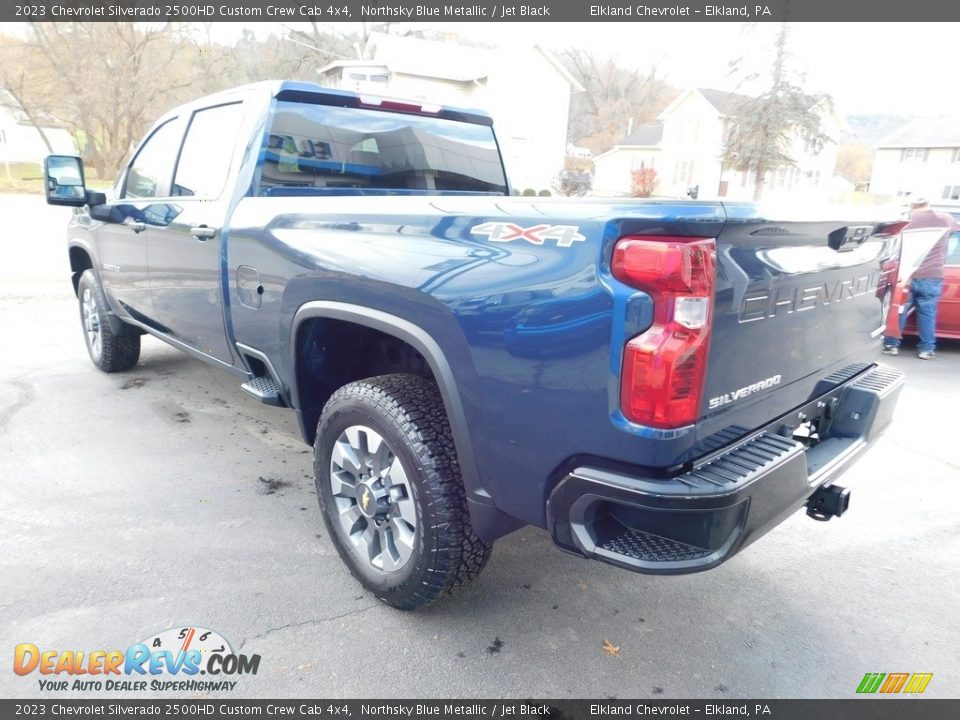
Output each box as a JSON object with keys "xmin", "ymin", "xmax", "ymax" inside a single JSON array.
[{"xmin": 46, "ymin": 81, "xmax": 905, "ymax": 609}]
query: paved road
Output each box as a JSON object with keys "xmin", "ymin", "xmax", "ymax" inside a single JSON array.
[{"xmin": 1, "ymin": 194, "xmax": 958, "ymax": 699}]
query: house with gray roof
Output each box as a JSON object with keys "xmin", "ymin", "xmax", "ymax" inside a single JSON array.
[
  {"xmin": 593, "ymin": 87, "xmax": 840, "ymax": 200},
  {"xmin": 592, "ymin": 122, "xmax": 664, "ymax": 196},
  {"xmin": 868, "ymin": 118, "xmax": 960, "ymax": 201}
]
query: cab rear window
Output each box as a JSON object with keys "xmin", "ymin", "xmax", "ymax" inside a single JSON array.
[{"xmin": 257, "ymin": 101, "xmax": 507, "ymax": 196}]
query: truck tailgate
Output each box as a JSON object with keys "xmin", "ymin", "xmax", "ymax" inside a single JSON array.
[{"xmin": 700, "ymin": 206, "xmax": 901, "ymax": 431}]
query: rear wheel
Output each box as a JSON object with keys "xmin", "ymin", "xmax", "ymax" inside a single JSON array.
[
  {"xmin": 314, "ymin": 374, "xmax": 491, "ymax": 610},
  {"xmin": 77, "ymin": 269, "xmax": 140, "ymax": 373}
]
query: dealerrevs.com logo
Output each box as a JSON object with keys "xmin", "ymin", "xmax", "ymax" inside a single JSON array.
[{"xmin": 14, "ymin": 626, "xmax": 260, "ymax": 692}]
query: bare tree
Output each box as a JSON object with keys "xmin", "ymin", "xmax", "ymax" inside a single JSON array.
[
  {"xmin": 1, "ymin": 23, "xmax": 363, "ymax": 180},
  {"xmin": 282, "ymin": 21, "xmax": 367, "ymax": 66},
  {"xmin": 26, "ymin": 23, "xmax": 197, "ymax": 179},
  {"xmin": 835, "ymin": 142, "xmax": 874, "ymax": 186},
  {"xmin": 560, "ymin": 49, "xmax": 672, "ymax": 154},
  {"xmin": 0, "ymin": 34, "xmax": 57, "ymax": 154}
]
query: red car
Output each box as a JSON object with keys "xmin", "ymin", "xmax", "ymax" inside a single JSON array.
[{"xmin": 893, "ymin": 207, "xmax": 960, "ymax": 340}]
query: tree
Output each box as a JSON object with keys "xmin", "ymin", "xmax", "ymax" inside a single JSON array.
[
  {"xmin": 23, "ymin": 23, "xmax": 199, "ymax": 179},
  {"xmin": 722, "ymin": 24, "xmax": 831, "ymax": 201},
  {"xmin": 560, "ymin": 49, "xmax": 673, "ymax": 156},
  {"xmin": 834, "ymin": 142, "xmax": 874, "ymax": 186},
  {"xmin": 3, "ymin": 23, "xmax": 360, "ymax": 180},
  {"xmin": 631, "ymin": 167, "xmax": 658, "ymax": 198},
  {"xmin": 0, "ymin": 34, "xmax": 59, "ymax": 155}
]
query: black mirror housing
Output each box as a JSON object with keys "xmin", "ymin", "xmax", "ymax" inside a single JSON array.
[{"xmin": 44, "ymin": 155, "xmax": 87, "ymax": 207}]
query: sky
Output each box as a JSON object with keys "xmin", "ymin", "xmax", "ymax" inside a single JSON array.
[
  {"xmin": 222, "ymin": 21, "xmax": 956, "ymax": 118},
  {"xmin": 7, "ymin": 20, "xmax": 951, "ymax": 118}
]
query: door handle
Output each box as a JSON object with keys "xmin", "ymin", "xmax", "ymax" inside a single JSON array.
[
  {"xmin": 191, "ymin": 226, "xmax": 216, "ymax": 241},
  {"xmin": 126, "ymin": 221, "xmax": 146, "ymax": 233}
]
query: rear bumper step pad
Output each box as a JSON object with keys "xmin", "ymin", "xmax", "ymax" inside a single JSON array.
[{"xmin": 547, "ymin": 364, "xmax": 904, "ymax": 575}]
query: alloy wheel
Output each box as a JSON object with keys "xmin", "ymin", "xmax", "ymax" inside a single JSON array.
[
  {"xmin": 329, "ymin": 425, "xmax": 417, "ymax": 573},
  {"xmin": 81, "ymin": 286, "xmax": 102, "ymax": 360}
]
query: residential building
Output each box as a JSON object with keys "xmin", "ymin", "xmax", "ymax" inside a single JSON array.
[
  {"xmin": 592, "ymin": 122, "xmax": 663, "ymax": 196},
  {"xmin": 566, "ymin": 143, "xmax": 593, "ymax": 160},
  {"xmin": 591, "ymin": 87, "xmax": 840, "ymax": 201},
  {"xmin": 317, "ymin": 32, "xmax": 583, "ymax": 192},
  {"xmin": 868, "ymin": 118, "xmax": 960, "ymax": 201}
]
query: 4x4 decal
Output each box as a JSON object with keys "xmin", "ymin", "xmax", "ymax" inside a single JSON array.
[{"xmin": 470, "ymin": 222, "xmax": 586, "ymax": 248}]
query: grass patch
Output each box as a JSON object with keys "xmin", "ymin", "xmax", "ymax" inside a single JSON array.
[
  {"xmin": 0, "ymin": 162, "xmax": 44, "ymax": 194},
  {"xmin": 0, "ymin": 161, "xmax": 114, "ymax": 195}
]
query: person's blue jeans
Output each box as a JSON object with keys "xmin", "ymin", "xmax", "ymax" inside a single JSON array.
[{"xmin": 884, "ymin": 277, "xmax": 943, "ymax": 352}]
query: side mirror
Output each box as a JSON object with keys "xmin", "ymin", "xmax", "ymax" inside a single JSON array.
[{"xmin": 44, "ymin": 155, "xmax": 87, "ymax": 207}]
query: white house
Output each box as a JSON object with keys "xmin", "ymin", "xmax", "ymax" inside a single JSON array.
[
  {"xmin": 317, "ymin": 32, "xmax": 583, "ymax": 192},
  {"xmin": 0, "ymin": 91, "xmax": 75, "ymax": 173},
  {"xmin": 591, "ymin": 88, "xmax": 841, "ymax": 201},
  {"xmin": 868, "ymin": 118, "xmax": 960, "ymax": 201},
  {"xmin": 592, "ymin": 122, "xmax": 663, "ymax": 196}
]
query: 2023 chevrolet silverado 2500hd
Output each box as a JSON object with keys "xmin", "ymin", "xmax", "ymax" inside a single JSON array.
[{"xmin": 46, "ymin": 82, "xmax": 905, "ymax": 609}]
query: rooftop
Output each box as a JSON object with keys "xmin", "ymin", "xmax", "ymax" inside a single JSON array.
[
  {"xmin": 696, "ymin": 88, "xmax": 757, "ymax": 116},
  {"xmin": 878, "ymin": 117, "xmax": 960, "ymax": 148},
  {"xmin": 616, "ymin": 122, "xmax": 664, "ymax": 147},
  {"xmin": 317, "ymin": 32, "xmax": 583, "ymax": 91}
]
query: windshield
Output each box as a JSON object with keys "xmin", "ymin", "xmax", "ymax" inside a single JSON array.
[{"xmin": 258, "ymin": 101, "xmax": 507, "ymax": 196}]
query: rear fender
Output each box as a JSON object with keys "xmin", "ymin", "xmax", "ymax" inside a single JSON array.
[{"xmin": 289, "ymin": 301, "xmax": 523, "ymax": 542}]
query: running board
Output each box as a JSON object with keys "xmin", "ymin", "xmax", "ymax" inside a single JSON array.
[{"xmin": 241, "ymin": 376, "xmax": 285, "ymax": 407}]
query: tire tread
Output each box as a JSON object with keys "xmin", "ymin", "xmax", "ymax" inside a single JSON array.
[
  {"xmin": 78, "ymin": 269, "xmax": 140, "ymax": 373},
  {"xmin": 316, "ymin": 373, "xmax": 491, "ymax": 610}
]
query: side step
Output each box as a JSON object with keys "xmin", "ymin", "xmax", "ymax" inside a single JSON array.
[
  {"xmin": 601, "ymin": 528, "xmax": 713, "ymax": 563},
  {"xmin": 241, "ymin": 376, "xmax": 286, "ymax": 407}
]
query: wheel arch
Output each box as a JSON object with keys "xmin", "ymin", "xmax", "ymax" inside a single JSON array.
[
  {"xmin": 68, "ymin": 243, "xmax": 94, "ymax": 296},
  {"xmin": 290, "ymin": 302, "xmax": 478, "ymax": 487},
  {"xmin": 70, "ymin": 244, "xmax": 140, "ymax": 338},
  {"xmin": 289, "ymin": 301, "xmax": 524, "ymax": 542}
]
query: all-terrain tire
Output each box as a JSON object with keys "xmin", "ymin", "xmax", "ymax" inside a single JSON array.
[
  {"xmin": 314, "ymin": 373, "xmax": 492, "ymax": 610},
  {"xmin": 77, "ymin": 269, "xmax": 140, "ymax": 373}
]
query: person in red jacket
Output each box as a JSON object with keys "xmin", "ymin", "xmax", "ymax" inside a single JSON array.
[{"xmin": 883, "ymin": 197, "xmax": 956, "ymax": 359}]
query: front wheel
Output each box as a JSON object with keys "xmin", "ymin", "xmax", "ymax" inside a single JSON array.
[
  {"xmin": 314, "ymin": 374, "xmax": 492, "ymax": 610},
  {"xmin": 77, "ymin": 269, "xmax": 140, "ymax": 373}
]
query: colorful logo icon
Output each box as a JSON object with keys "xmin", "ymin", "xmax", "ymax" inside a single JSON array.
[{"xmin": 856, "ymin": 672, "xmax": 933, "ymax": 694}]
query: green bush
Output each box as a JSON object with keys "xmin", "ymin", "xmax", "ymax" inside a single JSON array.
[
  {"xmin": 538, "ymin": 189, "xmax": 551, "ymax": 197},
  {"xmin": 522, "ymin": 188, "xmax": 536, "ymax": 196}
]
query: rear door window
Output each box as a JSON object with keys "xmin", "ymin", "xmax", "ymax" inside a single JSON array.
[{"xmin": 173, "ymin": 102, "xmax": 246, "ymax": 198}]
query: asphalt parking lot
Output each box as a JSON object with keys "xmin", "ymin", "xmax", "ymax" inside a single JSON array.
[{"xmin": 1, "ymin": 194, "xmax": 958, "ymax": 700}]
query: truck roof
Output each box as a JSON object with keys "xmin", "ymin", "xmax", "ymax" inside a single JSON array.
[{"xmin": 166, "ymin": 80, "xmax": 495, "ymax": 127}]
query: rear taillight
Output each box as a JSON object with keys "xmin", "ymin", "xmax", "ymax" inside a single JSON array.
[{"xmin": 612, "ymin": 236, "xmax": 717, "ymax": 429}]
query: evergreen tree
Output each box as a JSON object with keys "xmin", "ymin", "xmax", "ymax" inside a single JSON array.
[{"xmin": 722, "ymin": 24, "xmax": 831, "ymax": 200}]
